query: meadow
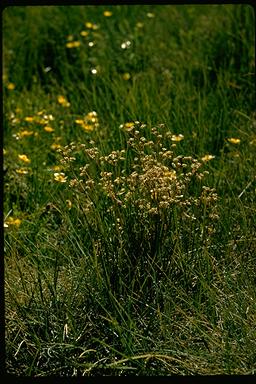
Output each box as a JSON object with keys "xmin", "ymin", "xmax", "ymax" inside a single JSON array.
[{"xmin": 3, "ymin": 4, "xmax": 256, "ymax": 376}]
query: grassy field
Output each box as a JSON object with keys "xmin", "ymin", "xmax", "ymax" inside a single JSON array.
[{"xmin": 3, "ymin": 4, "xmax": 256, "ymax": 376}]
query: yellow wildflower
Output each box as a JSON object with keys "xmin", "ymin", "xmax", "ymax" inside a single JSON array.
[
  {"xmin": 58, "ymin": 95, "xmax": 66, "ymax": 103},
  {"xmin": 147, "ymin": 12, "xmax": 155, "ymax": 18},
  {"xmin": 75, "ymin": 112, "xmax": 98, "ymax": 131},
  {"xmin": 83, "ymin": 124, "xmax": 94, "ymax": 131},
  {"xmin": 201, "ymin": 154, "xmax": 215, "ymax": 162},
  {"xmin": 171, "ymin": 134, "xmax": 184, "ymax": 142},
  {"xmin": 35, "ymin": 118, "xmax": 46, "ymax": 125},
  {"xmin": 80, "ymin": 30, "xmax": 89, "ymax": 37},
  {"xmin": 86, "ymin": 111, "xmax": 97, "ymax": 117},
  {"xmin": 66, "ymin": 200, "xmax": 72, "ymax": 209},
  {"xmin": 16, "ymin": 168, "xmax": 29, "ymax": 175},
  {"xmin": 75, "ymin": 119, "xmax": 85, "ymax": 125},
  {"xmin": 227, "ymin": 138, "xmax": 241, "ymax": 144},
  {"xmin": 18, "ymin": 154, "xmax": 31, "ymax": 163},
  {"xmin": 85, "ymin": 22, "xmax": 98, "ymax": 30},
  {"xmin": 5, "ymin": 217, "xmax": 22, "ymax": 227},
  {"xmin": 54, "ymin": 172, "xmax": 67, "ymax": 183},
  {"xmin": 121, "ymin": 122, "xmax": 135, "ymax": 131},
  {"xmin": 48, "ymin": 165, "xmax": 62, "ymax": 172},
  {"xmin": 52, "ymin": 165, "xmax": 62, "ymax": 171},
  {"xmin": 24, "ymin": 116, "xmax": 34, "ymax": 123},
  {"xmin": 51, "ymin": 143, "xmax": 62, "ymax": 150},
  {"xmin": 19, "ymin": 130, "xmax": 34, "ymax": 138},
  {"xmin": 86, "ymin": 111, "xmax": 98, "ymax": 122},
  {"xmin": 57, "ymin": 95, "xmax": 70, "ymax": 107},
  {"xmin": 85, "ymin": 22, "xmax": 93, "ymax": 28},
  {"xmin": 7, "ymin": 83, "xmax": 15, "ymax": 90},
  {"xmin": 12, "ymin": 218, "xmax": 22, "ymax": 226},
  {"xmin": 123, "ymin": 73, "xmax": 131, "ymax": 80},
  {"xmin": 103, "ymin": 11, "xmax": 113, "ymax": 17},
  {"xmin": 44, "ymin": 126, "xmax": 54, "ymax": 133},
  {"xmin": 66, "ymin": 41, "xmax": 81, "ymax": 48}
]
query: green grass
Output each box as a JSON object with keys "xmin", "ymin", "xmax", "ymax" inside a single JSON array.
[{"xmin": 3, "ymin": 4, "xmax": 256, "ymax": 376}]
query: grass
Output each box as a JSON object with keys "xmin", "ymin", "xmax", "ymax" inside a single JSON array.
[{"xmin": 3, "ymin": 4, "xmax": 256, "ymax": 376}]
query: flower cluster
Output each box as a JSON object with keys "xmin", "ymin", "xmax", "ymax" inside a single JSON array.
[
  {"xmin": 4, "ymin": 216, "xmax": 22, "ymax": 228},
  {"xmin": 57, "ymin": 95, "xmax": 71, "ymax": 108},
  {"xmin": 61, "ymin": 122, "xmax": 218, "ymax": 227},
  {"xmin": 75, "ymin": 111, "xmax": 99, "ymax": 131}
]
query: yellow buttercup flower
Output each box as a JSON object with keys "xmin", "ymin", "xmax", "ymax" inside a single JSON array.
[
  {"xmin": 80, "ymin": 30, "xmax": 89, "ymax": 37},
  {"xmin": 75, "ymin": 119, "xmax": 84, "ymax": 125},
  {"xmin": 103, "ymin": 11, "xmax": 113, "ymax": 17},
  {"xmin": 19, "ymin": 130, "xmax": 34, "ymax": 138},
  {"xmin": 86, "ymin": 111, "xmax": 98, "ymax": 122},
  {"xmin": 75, "ymin": 111, "xmax": 98, "ymax": 131},
  {"xmin": 83, "ymin": 124, "xmax": 94, "ymax": 131},
  {"xmin": 24, "ymin": 116, "xmax": 34, "ymax": 123},
  {"xmin": 227, "ymin": 138, "xmax": 241, "ymax": 144},
  {"xmin": 54, "ymin": 172, "xmax": 67, "ymax": 183},
  {"xmin": 18, "ymin": 154, "xmax": 31, "ymax": 163},
  {"xmin": 58, "ymin": 95, "xmax": 66, "ymax": 103},
  {"xmin": 57, "ymin": 95, "xmax": 70, "ymax": 107},
  {"xmin": 4, "ymin": 217, "xmax": 22, "ymax": 227},
  {"xmin": 121, "ymin": 122, "xmax": 135, "ymax": 131},
  {"xmin": 44, "ymin": 126, "xmax": 54, "ymax": 133},
  {"xmin": 85, "ymin": 22, "xmax": 93, "ymax": 29},
  {"xmin": 48, "ymin": 165, "xmax": 62, "ymax": 172},
  {"xmin": 85, "ymin": 22, "xmax": 98, "ymax": 30},
  {"xmin": 7, "ymin": 83, "xmax": 15, "ymax": 90},
  {"xmin": 51, "ymin": 143, "xmax": 62, "ymax": 150},
  {"xmin": 66, "ymin": 41, "xmax": 81, "ymax": 48},
  {"xmin": 13, "ymin": 131, "xmax": 33, "ymax": 140},
  {"xmin": 201, "ymin": 154, "xmax": 215, "ymax": 162},
  {"xmin": 171, "ymin": 134, "xmax": 184, "ymax": 142}
]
